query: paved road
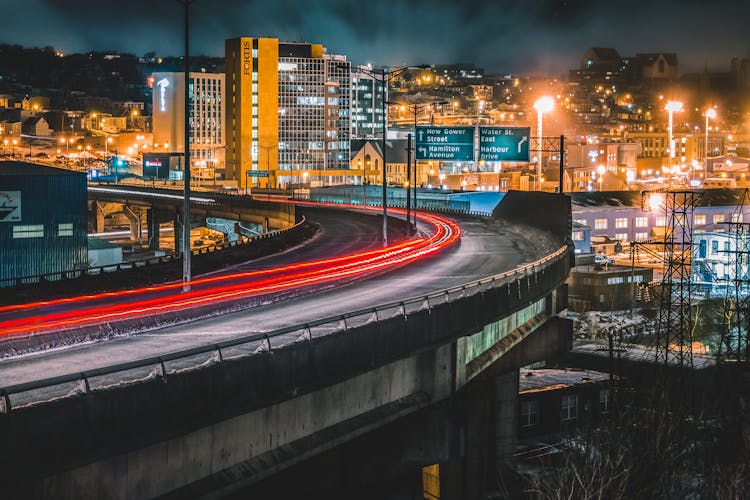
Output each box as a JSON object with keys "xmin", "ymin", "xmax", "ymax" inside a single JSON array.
[{"xmin": 0, "ymin": 208, "xmax": 558, "ymax": 389}]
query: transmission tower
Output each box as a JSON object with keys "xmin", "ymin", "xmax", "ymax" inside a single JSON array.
[
  {"xmin": 719, "ymin": 189, "xmax": 750, "ymax": 363},
  {"xmin": 651, "ymin": 191, "xmax": 703, "ymax": 368}
]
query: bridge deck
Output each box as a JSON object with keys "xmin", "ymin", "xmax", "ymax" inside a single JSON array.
[{"xmin": 0, "ymin": 209, "xmax": 557, "ymax": 388}]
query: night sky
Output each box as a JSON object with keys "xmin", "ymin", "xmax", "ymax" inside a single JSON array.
[{"xmin": 1, "ymin": 0, "xmax": 747, "ymax": 74}]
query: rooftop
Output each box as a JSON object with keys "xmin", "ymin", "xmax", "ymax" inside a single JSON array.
[
  {"xmin": 0, "ymin": 161, "xmax": 84, "ymax": 177},
  {"xmin": 519, "ymin": 368, "xmax": 609, "ymax": 394}
]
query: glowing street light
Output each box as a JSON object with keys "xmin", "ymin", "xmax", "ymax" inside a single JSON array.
[
  {"xmin": 664, "ymin": 100, "xmax": 683, "ymax": 167},
  {"xmin": 704, "ymin": 107, "xmax": 717, "ymax": 173},
  {"xmin": 533, "ymin": 96, "xmax": 554, "ymax": 191}
]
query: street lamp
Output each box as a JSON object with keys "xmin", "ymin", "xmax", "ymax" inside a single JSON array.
[
  {"xmin": 343, "ymin": 64, "xmax": 421, "ymax": 246},
  {"xmin": 11, "ymin": 138, "xmax": 17, "ymax": 158},
  {"xmin": 704, "ymin": 107, "xmax": 717, "ymax": 170},
  {"xmin": 533, "ymin": 96, "xmax": 554, "ymax": 191},
  {"xmin": 664, "ymin": 100, "xmax": 683, "ymax": 168},
  {"xmin": 597, "ymin": 165, "xmax": 606, "ymax": 192}
]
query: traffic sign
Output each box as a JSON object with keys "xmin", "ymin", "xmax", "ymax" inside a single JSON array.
[
  {"xmin": 478, "ymin": 127, "xmax": 530, "ymax": 162},
  {"xmin": 247, "ymin": 170, "xmax": 270, "ymax": 177},
  {"xmin": 416, "ymin": 126, "xmax": 474, "ymax": 161}
]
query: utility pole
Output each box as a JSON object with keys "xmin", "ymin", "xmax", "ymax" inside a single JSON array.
[
  {"xmin": 179, "ymin": 0, "xmax": 195, "ymax": 292},
  {"xmin": 406, "ymin": 134, "xmax": 412, "ymax": 232}
]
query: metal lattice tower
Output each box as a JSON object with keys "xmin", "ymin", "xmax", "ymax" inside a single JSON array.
[
  {"xmin": 653, "ymin": 191, "xmax": 703, "ymax": 368},
  {"xmin": 719, "ymin": 189, "xmax": 750, "ymax": 363}
]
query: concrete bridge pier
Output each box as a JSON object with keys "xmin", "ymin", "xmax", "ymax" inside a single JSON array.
[
  {"xmin": 123, "ymin": 205, "xmax": 144, "ymax": 244},
  {"xmin": 173, "ymin": 213, "xmax": 184, "ymax": 254},
  {"xmin": 89, "ymin": 200, "xmax": 106, "ymax": 234},
  {"xmin": 146, "ymin": 209, "xmax": 161, "ymax": 250}
]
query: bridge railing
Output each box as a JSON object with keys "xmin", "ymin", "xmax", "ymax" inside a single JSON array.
[
  {"xmin": 0, "ymin": 216, "xmax": 309, "ymax": 289},
  {"xmin": 0, "ymin": 241, "xmax": 571, "ymax": 413}
]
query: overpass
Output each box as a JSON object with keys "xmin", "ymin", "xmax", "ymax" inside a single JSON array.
[
  {"xmin": 88, "ymin": 184, "xmax": 296, "ymax": 250},
  {"xmin": 0, "ymin": 190, "xmax": 573, "ymax": 499}
]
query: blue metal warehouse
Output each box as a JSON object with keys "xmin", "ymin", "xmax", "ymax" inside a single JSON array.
[{"xmin": 0, "ymin": 161, "xmax": 87, "ymax": 284}]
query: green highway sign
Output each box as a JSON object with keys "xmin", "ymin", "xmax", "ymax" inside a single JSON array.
[
  {"xmin": 247, "ymin": 170, "xmax": 270, "ymax": 177},
  {"xmin": 478, "ymin": 127, "xmax": 530, "ymax": 162},
  {"xmin": 416, "ymin": 126, "xmax": 475, "ymax": 161}
]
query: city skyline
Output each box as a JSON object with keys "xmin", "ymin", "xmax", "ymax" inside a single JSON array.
[{"xmin": 0, "ymin": 0, "xmax": 747, "ymax": 74}]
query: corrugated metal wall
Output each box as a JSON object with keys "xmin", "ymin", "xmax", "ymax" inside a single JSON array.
[{"xmin": 0, "ymin": 172, "xmax": 88, "ymax": 282}]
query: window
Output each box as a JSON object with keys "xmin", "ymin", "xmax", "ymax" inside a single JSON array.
[
  {"xmin": 572, "ymin": 231, "xmax": 584, "ymax": 241},
  {"xmin": 594, "ymin": 218, "xmax": 608, "ymax": 230},
  {"xmin": 713, "ymin": 214, "xmax": 725, "ymax": 224},
  {"xmin": 520, "ymin": 400, "xmax": 539, "ymax": 427},
  {"xmin": 635, "ymin": 232, "xmax": 648, "ymax": 241},
  {"xmin": 13, "ymin": 224, "xmax": 44, "ymax": 239},
  {"xmin": 574, "ymin": 218, "xmax": 587, "ymax": 227},
  {"xmin": 655, "ymin": 216, "xmax": 667, "ymax": 226},
  {"xmin": 694, "ymin": 214, "xmax": 706, "ymax": 225},
  {"xmin": 561, "ymin": 394, "xmax": 578, "ymax": 421},
  {"xmin": 58, "ymin": 223, "xmax": 73, "ymax": 237},
  {"xmin": 635, "ymin": 216, "xmax": 648, "ymax": 228},
  {"xmin": 724, "ymin": 241, "xmax": 730, "ymax": 253},
  {"xmin": 732, "ymin": 213, "xmax": 743, "ymax": 223},
  {"xmin": 615, "ymin": 233, "xmax": 628, "ymax": 242},
  {"xmin": 607, "ymin": 277, "xmax": 624, "ymax": 285},
  {"xmin": 600, "ymin": 390, "xmax": 610, "ymax": 414},
  {"xmin": 712, "ymin": 240, "xmax": 718, "ymax": 254},
  {"xmin": 615, "ymin": 218, "xmax": 628, "ymax": 229}
]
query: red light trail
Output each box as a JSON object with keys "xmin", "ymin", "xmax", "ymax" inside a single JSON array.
[{"xmin": 0, "ymin": 208, "xmax": 460, "ymax": 338}]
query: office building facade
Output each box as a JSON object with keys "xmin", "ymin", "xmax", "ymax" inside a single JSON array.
[
  {"xmin": 351, "ymin": 66, "xmax": 385, "ymax": 139},
  {"xmin": 151, "ymin": 71, "xmax": 225, "ymax": 178},
  {"xmin": 225, "ymin": 37, "xmax": 351, "ymax": 189}
]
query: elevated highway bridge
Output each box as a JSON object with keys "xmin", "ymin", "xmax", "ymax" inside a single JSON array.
[{"xmin": 0, "ymin": 188, "xmax": 573, "ymax": 499}]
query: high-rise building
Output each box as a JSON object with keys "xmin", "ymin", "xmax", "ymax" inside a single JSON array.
[
  {"xmin": 225, "ymin": 37, "xmax": 351, "ymax": 189},
  {"xmin": 151, "ymin": 71, "xmax": 225, "ymax": 177},
  {"xmin": 351, "ymin": 66, "xmax": 385, "ymax": 139}
]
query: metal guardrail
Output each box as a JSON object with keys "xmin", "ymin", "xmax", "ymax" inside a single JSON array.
[
  {"xmin": 1, "ymin": 217, "xmax": 308, "ymax": 288},
  {"xmin": 0, "ymin": 241, "xmax": 570, "ymax": 413}
]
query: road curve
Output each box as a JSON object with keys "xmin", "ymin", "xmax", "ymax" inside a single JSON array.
[{"xmin": 0, "ymin": 207, "xmax": 557, "ymax": 387}]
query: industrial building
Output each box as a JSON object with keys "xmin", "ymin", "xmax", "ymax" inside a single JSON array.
[
  {"xmin": 0, "ymin": 161, "xmax": 87, "ymax": 285},
  {"xmin": 225, "ymin": 37, "xmax": 351, "ymax": 189},
  {"xmin": 151, "ymin": 71, "xmax": 225, "ymax": 181}
]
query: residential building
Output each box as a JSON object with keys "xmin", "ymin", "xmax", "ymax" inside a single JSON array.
[
  {"xmin": 22, "ymin": 116, "xmax": 53, "ymax": 136},
  {"xmin": 225, "ymin": 37, "xmax": 351, "ymax": 189},
  {"xmin": 517, "ymin": 369, "xmax": 611, "ymax": 441},
  {"xmin": 151, "ymin": 71, "xmax": 225, "ymax": 179}
]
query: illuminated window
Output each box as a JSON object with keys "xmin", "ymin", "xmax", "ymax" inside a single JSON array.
[
  {"xmin": 561, "ymin": 394, "xmax": 578, "ymax": 421},
  {"xmin": 574, "ymin": 219, "xmax": 588, "ymax": 227},
  {"xmin": 572, "ymin": 231, "xmax": 584, "ymax": 241},
  {"xmin": 635, "ymin": 232, "xmax": 648, "ymax": 241},
  {"xmin": 58, "ymin": 223, "xmax": 73, "ymax": 237},
  {"xmin": 615, "ymin": 218, "xmax": 628, "ymax": 229},
  {"xmin": 694, "ymin": 214, "xmax": 706, "ymax": 225},
  {"xmin": 607, "ymin": 277, "xmax": 624, "ymax": 285},
  {"xmin": 655, "ymin": 216, "xmax": 667, "ymax": 226},
  {"xmin": 594, "ymin": 219, "xmax": 608, "ymax": 230},
  {"xmin": 13, "ymin": 224, "xmax": 44, "ymax": 239},
  {"xmin": 713, "ymin": 214, "xmax": 725, "ymax": 224},
  {"xmin": 615, "ymin": 233, "xmax": 628, "ymax": 241},
  {"xmin": 635, "ymin": 217, "xmax": 648, "ymax": 228}
]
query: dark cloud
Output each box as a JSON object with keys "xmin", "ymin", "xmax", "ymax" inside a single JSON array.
[{"xmin": 0, "ymin": 0, "xmax": 747, "ymax": 74}]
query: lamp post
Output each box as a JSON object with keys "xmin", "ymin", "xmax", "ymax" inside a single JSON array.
[
  {"xmin": 665, "ymin": 100, "xmax": 683, "ymax": 169},
  {"xmin": 11, "ymin": 138, "xmax": 17, "ymax": 158},
  {"xmin": 704, "ymin": 107, "xmax": 717, "ymax": 175},
  {"xmin": 533, "ymin": 96, "xmax": 554, "ymax": 191},
  {"xmin": 176, "ymin": 0, "xmax": 196, "ymax": 291},
  {"xmin": 260, "ymin": 144, "xmax": 277, "ymax": 189},
  {"xmin": 344, "ymin": 64, "xmax": 416, "ymax": 247},
  {"xmin": 387, "ymin": 99, "xmax": 448, "ymax": 231}
]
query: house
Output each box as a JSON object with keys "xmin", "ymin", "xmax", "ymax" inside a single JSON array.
[
  {"xmin": 517, "ymin": 368, "xmax": 611, "ymax": 442},
  {"xmin": 22, "ymin": 116, "xmax": 53, "ymax": 137}
]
